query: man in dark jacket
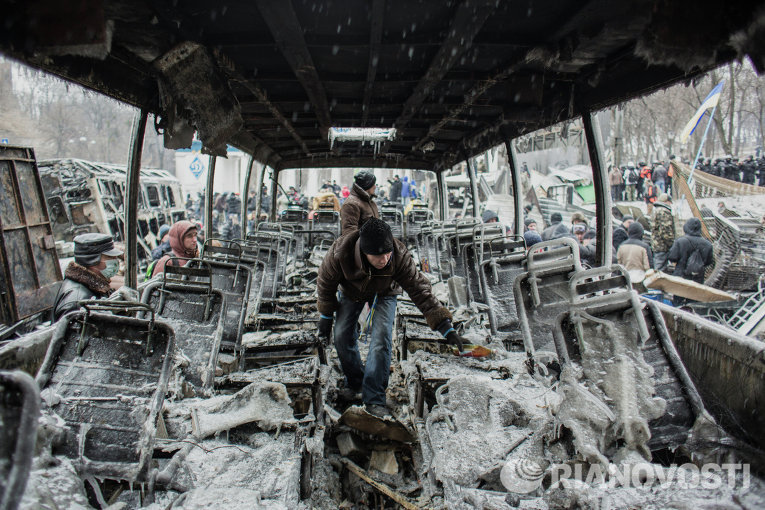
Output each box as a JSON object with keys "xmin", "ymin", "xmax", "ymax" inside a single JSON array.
[
  {"xmin": 340, "ymin": 170, "xmax": 380, "ymax": 235},
  {"xmin": 541, "ymin": 212, "xmax": 569, "ymax": 241},
  {"xmin": 151, "ymin": 224, "xmax": 172, "ymax": 261},
  {"xmin": 317, "ymin": 218, "xmax": 464, "ymax": 416},
  {"xmin": 617, "ymin": 221, "xmax": 653, "ymax": 271},
  {"xmin": 389, "ymin": 175, "xmax": 402, "ymax": 203},
  {"xmin": 612, "ymin": 215, "xmax": 633, "ymax": 250},
  {"xmin": 53, "ymin": 233, "xmax": 123, "ymax": 321},
  {"xmin": 668, "ymin": 218, "xmax": 714, "ymax": 285}
]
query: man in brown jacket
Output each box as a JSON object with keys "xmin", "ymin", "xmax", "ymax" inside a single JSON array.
[
  {"xmin": 340, "ymin": 170, "xmax": 379, "ymax": 235},
  {"xmin": 317, "ymin": 218, "xmax": 464, "ymax": 416}
]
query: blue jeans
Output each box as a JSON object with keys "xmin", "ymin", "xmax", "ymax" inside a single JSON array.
[
  {"xmin": 333, "ymin": 291, "xmax": 397, "ymax": 405},
  {"xmin": 656, "ymin": 180, "xmax": 666, "ymax": 193}
]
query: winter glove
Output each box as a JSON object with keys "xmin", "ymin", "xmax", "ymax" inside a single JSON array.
[
  {"xmin": 318, "ymin": 314, "xmax": 334, "ymax": 344},
  {"xmin": 436, "ymin": 319, "xmax": 465, "ymax": 352},
  {"xmin": 445, "ymin": 330, "xmax": 465, "ymax": 352}
]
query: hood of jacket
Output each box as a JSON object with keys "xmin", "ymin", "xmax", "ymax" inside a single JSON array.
[
  {"xmin": 168, "ymin": 220, "xmax": 199, "ymax": 258},
  {"xmin": 628, "ymin": 221, "xmax": 644, "ymax": 239},
  {"xmin": 683, "ymin": 217, "xmax": 702, "ymax": 236}
]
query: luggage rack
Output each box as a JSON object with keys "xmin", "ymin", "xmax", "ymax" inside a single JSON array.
[{"xmin": 36, "ymin": 303, "xmax": 174, "ymax": 482}]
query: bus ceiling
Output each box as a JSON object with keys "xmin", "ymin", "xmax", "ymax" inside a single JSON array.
[
  {"xmin": 3, "ymin": 0, "xmax": 765, "ymax": 285},
  {"xmin": 2, "ymin": 0, "xmax": 764, "ymax": 169}
]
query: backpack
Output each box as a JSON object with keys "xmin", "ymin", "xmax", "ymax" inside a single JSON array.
[{"xmin": 685, "ymin": 243, "xmax": 706, "ymax": 278}]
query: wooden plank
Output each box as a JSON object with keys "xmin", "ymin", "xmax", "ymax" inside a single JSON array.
[
  {"xmin": 255, "ymin": 0, "xmax": 333, "ymax": 137},
  {"xmin": 341, "ymin": 458, "xmax": 419, "ymax": 510},
  {"xmin": 670, "ymin": 163, "xmax": 712, "ymax": 240},
  {"xmin": 644, "ymin": 270, "xmax": 734, "ymax": 302}
]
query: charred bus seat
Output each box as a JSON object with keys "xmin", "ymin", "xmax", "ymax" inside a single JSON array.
[
  {"xmin": 379, "ymin": 205, "xmax": 404, "ymax": 241},
  {"xmin": 35, "ymin": 303, "xmax": 173, "ymax": 482},
  {"xmin": 0, "ymin": 370, "xmax": 39, "ymax": 509},
  {"xmin": 552, "ymin": 266, "xmax": 705, "ymax": 455},
  {"xmin": 195, "ymin": 241, "xmax": 255, "ymax": 355},
  {"xmin": 515, "ymin": 237, "xmax": 583, "ymax": 354},
  {"xmin": 405, "ymin": 204, "xmax": 434, "ymax": 242},
  {"xmin": 310, "ymin": 210, "xmax": 340, "ymax": 238},
  {"xmin": 479, "ymin": 237, "xmax": 528, "ymax": 341},
  {"xmin": 141, "ymin": 260, "xmax": 224, "ymax": 390},
  {"xmin": 459, "ymin": 224, "xmax": 507, "ymax": 304}
]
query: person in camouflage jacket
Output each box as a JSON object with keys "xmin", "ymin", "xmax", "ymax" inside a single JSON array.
[{"xmin": 651, "ymin": 193, "xmax": 675, "ymax": 271}]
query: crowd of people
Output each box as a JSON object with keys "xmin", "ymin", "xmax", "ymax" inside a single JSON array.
[
  {"xmin": 608, "ymin": 159, "xmax": 673, "ymax": 208},
  {"xmin": 511, "ymin": 193, "xmax": 713, "ymax": 304},
  {"xmin": 697, "ymin": 154, "xmax": 765, "ymax": 186},
  {"xmin": 608, "ymin": 154, "xmax": 765, "ymax": 211}
]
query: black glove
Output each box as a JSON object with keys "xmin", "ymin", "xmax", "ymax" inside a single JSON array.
[
  {"xmin": 445, "ymin": 330, "xmax": 465, "ymax": 352},
  {"xmin": 436, "ymin": 319, "xmax": 465, "ymax": 352},
  {"xmin": 318, "ymin": 315, "xmax": 334, "ymax": 341}
]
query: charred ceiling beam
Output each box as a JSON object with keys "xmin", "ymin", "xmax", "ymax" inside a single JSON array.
[
  {"xmin": 276, "ymin": 155, "xmax": 432, "ymax": 171},
  {"xmin": 229, "ymin": 73, "xmax": 310, "ymax": 155},
  {"xmin": 381, "ymin": 0, "xmax": 498, "ymax": 154},
  {"xmin": 362, "ymin": 0, "xmax": 385, "ymax": 126},
  {"xmin": 255, "ymin": 0, "xmax": 333, "ymax": 139},
  {"xmin": 411, "ymin": 60, "xmax": 531, "ymax": 153}
]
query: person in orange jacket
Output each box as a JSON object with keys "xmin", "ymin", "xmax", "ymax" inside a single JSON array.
[{"xmin": 644, "ymin": 179, "xmax": 658, "ymax": 214}]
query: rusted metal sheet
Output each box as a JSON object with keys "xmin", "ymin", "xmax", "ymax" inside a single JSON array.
[
  {"xmin": 657, "ymin": 300, "xmax": 765, "ymax": 452},
  {"xmin": 0, "ymin": 146, "xmax": 63, "ymax": 325}
]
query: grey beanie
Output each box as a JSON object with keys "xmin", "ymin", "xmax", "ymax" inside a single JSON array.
[
  {"xmin": 354, "ymin": 170, "xmax": 376, "ymax": 191},
  {"xmin": 482, "ymin": 209, "xmax": 499, "ymax": 223}
]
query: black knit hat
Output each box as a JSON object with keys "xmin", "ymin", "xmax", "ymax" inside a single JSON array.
[
  {"xmin": 359, "ymin": 218, "xmax": 394, "ymax": 255},
  {"xmin": 354, "ymin": 170, "xmax": 376, "ymax": 190}
]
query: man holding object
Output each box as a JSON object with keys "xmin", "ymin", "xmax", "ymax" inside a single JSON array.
[{"xmin": 317, "ymin": 218, "xmax": 464, "ymax": 417}]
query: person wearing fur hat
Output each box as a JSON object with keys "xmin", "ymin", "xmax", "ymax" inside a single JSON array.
[
  {"xmin": 317, "ymin": 218, "xmax": 465, "ymax": 417},
  {"xmin": 151, "ymin": 220, "xmax": 200, "ymax": 276},
  {"xmin": 53, "ymin": 233, "xmax": 123, "ymax": 321},
  {"xmin": 340, "ymin": 170, "xmax": 380, "ymax": 235}
]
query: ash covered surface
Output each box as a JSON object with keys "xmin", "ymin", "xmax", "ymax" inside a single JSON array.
[{"xmin": 8, "ymin": 223, "xmax": 765, "ymax": 510}]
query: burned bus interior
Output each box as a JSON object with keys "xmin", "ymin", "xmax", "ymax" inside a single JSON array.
[{"xmin": 2, "ymin": 1, "xmax": 765, "ymax": 509}]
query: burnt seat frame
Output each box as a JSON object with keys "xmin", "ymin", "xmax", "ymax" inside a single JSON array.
[
  {"xmin": 0, "ymin": 370, "xmax": 40, "ymax": 510},
  {"xmin": 36, "ymin": 306, "xmax": 174, "ymax": 482},
  {"xmin": 514, "ymin": 237, "xmax": 583, "ymax": 356}
]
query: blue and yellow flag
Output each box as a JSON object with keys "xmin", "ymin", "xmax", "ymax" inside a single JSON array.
[{"xmin": 680, "ymin": 80, "xmax": 725, "ymax": 143}]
